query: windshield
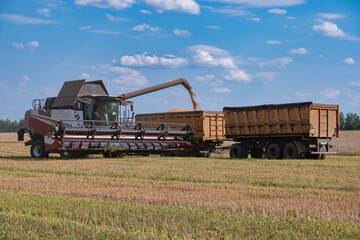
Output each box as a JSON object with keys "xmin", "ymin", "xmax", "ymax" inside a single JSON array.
[{"xmin": 85, "ymin": 100, "xmax": 119, "ymax": 122}]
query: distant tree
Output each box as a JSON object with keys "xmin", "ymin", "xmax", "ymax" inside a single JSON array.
[
  {"xmin": 344, "ymin": 113, "xmax": 360, "ymax": 130},
  {"xmin": 340, "ymin": 112, "xmax": 345, "ymax": 130}
]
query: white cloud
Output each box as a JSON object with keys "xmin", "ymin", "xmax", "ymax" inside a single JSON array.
[
  {"xmin": 267, "ymin": 40, "xmax": 282, "ymax": 44},
  {"xmin": 319, "ymin": 89, "xmax": 340, "ymax": 99},
  {"xmin": 259, "ymin": 57, "xmax": 293, "ymax": 69},
  {"xmin": 132, "ymin": 23, "xmax": 160, "ymax": 32},
  {"xmin": 288, "ymin": 47, "xmax": 309, "ymax": 55},
  {"xmin": 268, "ymin": 8, "xmax": 287, "ymax": 15},
  {"xmin": 204, "ymin": 25, "xmax": 220, "ymax": 29},
  {"xmin": 223, "ymin": 69, "xmax": 252, "ymax": 83},
  {"xmin": 350, "ymin": 81, "xmax": 360, "ymax": 87},
  {"xmin": 139, "ymin": 9, "xmax": 153, "ymax": 15},
  {"xmin": 120, "ymin": 52, "xmax": 188, "ymax": 68},
  {"xmin": 105, "ymin": 13, "xmax": 129, "ymax": 22},
  {"xmin": 212, "ymin": 87, "xmax": 231, "ymax": 93},
  {"xmin": 249, "ymin": 17, "xmax": 260, "ymax": 21},
  {"xmin": 79, "ymin": 26, "xmax": 121, "ymax": 34},
  {"xmin": 10, "ymin": 41, "xmax": 39, "ymax": 50},
  {"xmin": 173, "ymin": 28, "xmax": 191, "ymax": 37},
  {"xmin": 195, "ymin": 75, "xmax": 215, "ymax": 81},
  {"xmin": 209, "ymin": 0, "xmax": 305, "ymax": 8},
  {"xmin": 19, "ymin": 75, "xmax": 30, "ymax": 88},
  {"xmin": 192, "ymin": 50, "xmax": 237, "ymax": 69},
  {"xmin": 37, "ymin": 8, "xmax": 50, "ymax": 17},
  {"xmin": 318, "ymin": 13, "xmax": 345, "ymax": 20},
  {"xmin": 0, "ymin": 13, "xmax": 60, "ymax": 24},
  {"xmin": 99, "ymin": 64, "xmax": 148, "ymax": 87},
  {"xmin": 287, "ymin": 16, "xmax": 296, "ymax": 20},
  {"xmin": 255, "ymin": 72, "xmax": 279, "ymax": 81},
  {"xmin": 79, "ymin": 26, "xmax": 91, "ymax": 30},
  {"xmin": 74, "ymin": 0, "xmax": 135, "ymax": 10},
  {"xmin": 187, "ymin": 45, "xmax": 230, "ymax": 57},
  {"xmin": 344, "ymin": 58, "xmax": 355, "ymax": 64},
  {"xmin": 143, "ymin": 0, "xmax": 200, "ymax": 14},
  {"xmin": 210, "ymin": 6, "xmax": 250, "ymax": 17},
  {"xmin": 10, "ymin": 42, "xmax": 25, "ymax": 50},
  {"xmin": 80, "ymin": 73, "xmax": 90, "ymax": 79},
  {"xmin": 312, "ymin": 21, "xmax": 359, "ymax": 41}
]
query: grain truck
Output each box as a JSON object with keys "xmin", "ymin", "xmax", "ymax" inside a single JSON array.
[{"xmin": 224, "ymin": 102, "xmax": 339, "ymax": 159}]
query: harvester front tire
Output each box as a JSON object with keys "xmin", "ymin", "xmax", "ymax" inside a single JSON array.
[
  {"xmin": 230, "ymin": 144, "xmax": 249, "ymax": 159},
  {"xmin": 31, "ymin": 140, "xmax": 48, "ymax": 158}
]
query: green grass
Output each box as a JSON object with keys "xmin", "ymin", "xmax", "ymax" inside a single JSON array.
[{"xmin": 0, "ymin": 192, "xmax": 359, "ymax": 240}]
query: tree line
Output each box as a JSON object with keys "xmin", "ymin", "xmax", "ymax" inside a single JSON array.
[
  {"xmin": 0, "ymin": 112, "xmax": 359, "ymax": 132},
  {"xmin": 0, "ymin": 119, "xmax": 27, "ymax": 132}
]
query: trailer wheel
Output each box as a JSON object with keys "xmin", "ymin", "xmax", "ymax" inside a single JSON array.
[
  {"xmin": 250, "ymin": 147, "xmax": 264, "ymax": 158},
  {"xmin": 230, "ymin": 144, "xmax": 249, "ymax": 159},
  {"xmin": 266, "ymin": 143, "xmax": 283, "ymax": 159},
  {"xmin": 283, "ymin": 143, "xmax": 299, "ymax": 159},
  {"xmin": 30, "ymin": 140, "xmax": 48, "ymax": 158},
  {"xmin": 103, "ymin": 151, "xmax": 111, "ymax": 158},
  {"xmin": 308, "ymin": 154, "xmax": 326, "ymax": 160}
]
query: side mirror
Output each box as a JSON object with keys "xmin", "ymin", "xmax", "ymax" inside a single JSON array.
[{"xmin": 131, "ymin": 104, "xmax": 134, "ymax": 112}]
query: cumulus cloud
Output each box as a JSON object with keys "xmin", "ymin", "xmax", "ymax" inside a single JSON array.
[
  {"xmin": 10, "ymin": 41, "xmax": 39, "ymax": 51},
  {"xmin": 133, "ymin": 23, "xmax": 160, "ymax": 32},
  {"xmin": 312, "ymin": 21, "xmax": 359, "ymax": 41},
  {"xmin": 195, "ymin": 75, "xmax": 215, "ymax": 81},
  {"xmin": 19, "ymin": 75, "xmax": 30, "ymax": 89},
  {"xmin": 143, "ymin": 0, "xmax": 200, "ymax": 14},
  {"xmin": 210, "ymin": 6, "xmax": 250, "ymax": 17},
  {"xmin": 37, "ymin": 8, "xmax": 50, "ymax": 17},
  {"xmin": 74, "ymin": 0, "xmax": 135, "ymax": 10},
  {"xmin": 288, "ymin": 48, "xmax": 309, "ymax": 55},
  {"xmin": 318, "ymin": 13, "xmax": 346, "ymax": 20},
  {"xmin": 267, "ymin": 40, "xmax": 282, "ymax": 44},
  {"xmin": 173, "ymin": 28, "xmax": 191, "ymax": 37},
  {"xmin": 99, "ymin": 64, "xmax": 148, "ymax": 87},
  {"xmin": 268, "ymin": 8, "xmax": 287, "ymax": 15},
  {"xmin": 139, "ymin": 9, "xmax": 153, "ymax": 15},
  {"xmin": 344, "ymin": 58, "xmax": 355, "ymax": 64},
  {"xmin": 319, "ymin": 89, "xmax": 340, "ymax": 99},
  {"xmin": 105, "ymin": 13, "xmax": 129, "ymax": 22},
  {"xmin": 187, "ymin": 45, "xmax": 238, "ymax": 69},
  {"xmin": 223, "ymin": 69, "xmax": 252, "ymax": 83},
  {"xmin": 259, "ymin": 57, "xmax": 293, "ymax": 69},
  {"xmin": 0, "ymin": 13, "xmax": 60, "ymax": 24},
  {"xmin": 249, "ymin": 17, "xmax": 260, "ymax": 21},
  {"xmin": 212, "ymin": 87, "xmax": 231, "ymax": 93},
  {"xmin": 255, "ymin": 72, "xmax": 279, "ymax": 81},
  {"xmin": 120, "ymin": 52, "xmax": 188, "ymax": 68},
  {"xmin": 209, "ymin": 0, "xmax": 305, "ymax": 8}
]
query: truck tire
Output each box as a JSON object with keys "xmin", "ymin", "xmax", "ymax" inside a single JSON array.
[
  {"xmin": 266, "ymin": 143, "xmax": 283, "ymax": 159},
  {"xmin": 230, "ymin": 144, "xmax": 249, "ymax": 159},
  {"xmin": 250, "ymin": 147, "xmax": 264, "ymax": 158},
  {"xmin": 30, "ymin": 140, "xmax": 48, "ymax": 158},
  {"xmin": 283, "ymin": 143, "xmax": 299, "ymax": 159}
]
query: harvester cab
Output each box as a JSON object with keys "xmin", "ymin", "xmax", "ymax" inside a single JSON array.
[{"xmin": 19, "ymin": 78, "xmax": 198, "ymax": 158}]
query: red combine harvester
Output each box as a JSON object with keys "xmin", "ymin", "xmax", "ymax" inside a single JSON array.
[{"xmin": 18, "ymin": 78, "xmax": 198, "ymax": 158}]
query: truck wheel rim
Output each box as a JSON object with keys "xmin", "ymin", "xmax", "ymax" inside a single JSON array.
[{"xmin": 33, "ymin": 146, "xmax": 42, "ymax": 157}]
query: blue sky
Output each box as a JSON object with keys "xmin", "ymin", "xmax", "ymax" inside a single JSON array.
[{"xmin": 0, "ymin": 0, "xmax": 359, "ymax": 120}]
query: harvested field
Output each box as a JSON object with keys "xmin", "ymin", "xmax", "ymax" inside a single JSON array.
[
  {"xmin": 0, "ymin": 139, "xmax": 359, "ymax": 239},
  {"xmin": 332, "ymin": 130, "xmax": 360, "ymax": 155}
]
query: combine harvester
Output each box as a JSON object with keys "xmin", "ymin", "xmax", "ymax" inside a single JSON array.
[{"xmin": 18, "ymin": 78, "xmax": 205, "ymax": 158}]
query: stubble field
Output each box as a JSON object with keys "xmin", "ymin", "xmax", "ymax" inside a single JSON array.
[{"xmin": 0, "ymin": 133, "xmax": 359, "ymax": 239}]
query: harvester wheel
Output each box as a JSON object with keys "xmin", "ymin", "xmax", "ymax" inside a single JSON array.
[
  {"xmin": 230, "ymin": 144, "xmax": 249, "ymax": 159},
  {"xmin": 31, "ymin": 140, "xmax": 48, "ymax": 158},
  {"xmin": 250, "ymin": 147, "xmax": 264, "ymax": 158},
  {"xmin": 283, "ymin": 143, "xmax": 299, "ymax": 159},
  {"xmin": 266, "ymin": 143, "xmax": 283, "ymax": 159}
]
